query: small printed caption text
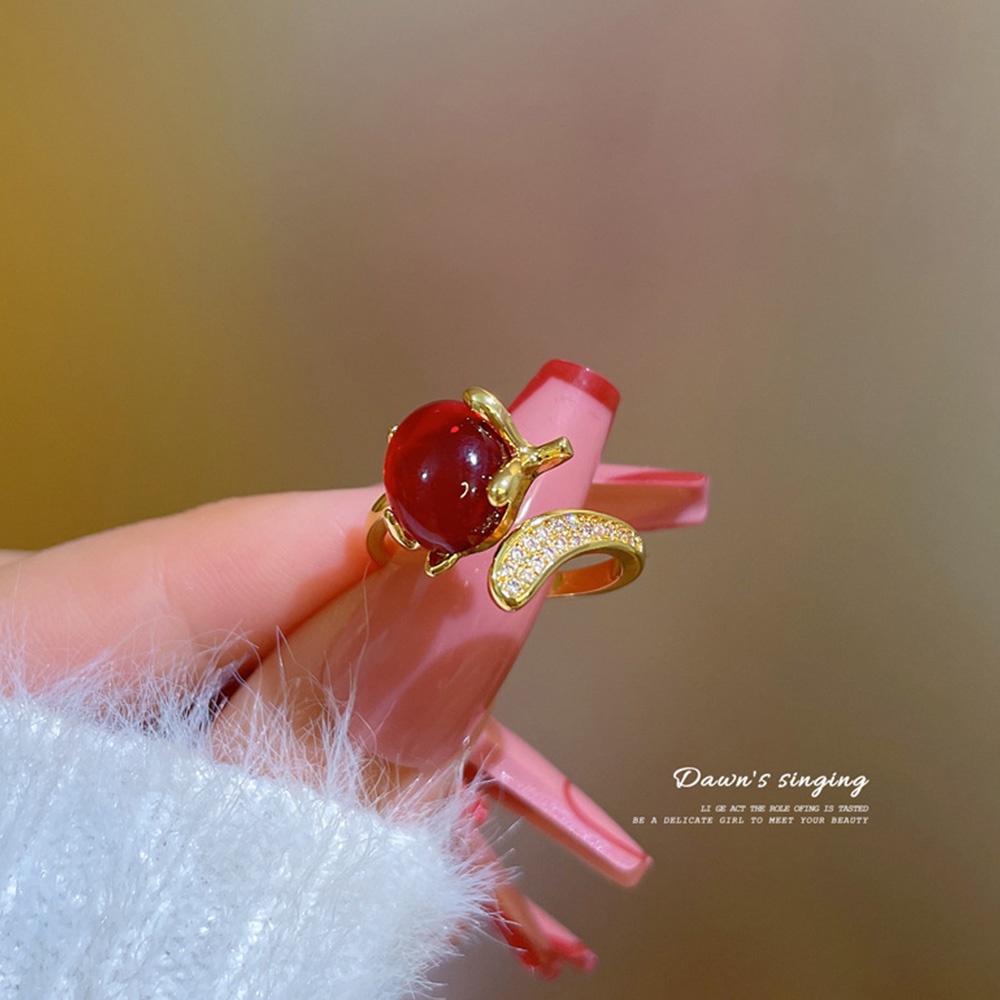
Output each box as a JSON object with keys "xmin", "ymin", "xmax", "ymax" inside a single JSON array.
[{"xmin": 631, "ymin": 767, "xmax": 872, "ymax": 827}]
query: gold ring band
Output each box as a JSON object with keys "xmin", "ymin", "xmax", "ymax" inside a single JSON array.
[{"xmin": 488, "ymin": 509, "xmax": 645, "ymax": 612}]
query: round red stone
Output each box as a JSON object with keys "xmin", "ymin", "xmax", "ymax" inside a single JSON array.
[{"xmin": 384, "ymin": 399, "xmax": 513, "ymax": 554}]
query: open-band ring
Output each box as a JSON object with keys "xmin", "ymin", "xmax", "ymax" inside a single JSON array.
[{"xmin": 365, "ymin": 385, "xmax": 645, "ymax": 611}]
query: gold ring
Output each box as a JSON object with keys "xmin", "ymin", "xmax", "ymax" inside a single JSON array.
[
  {"xmin": 365, "ymin": 385, "xmax": 645, "ymax": 612},
  {"xmin": 488, "ymin": 510, "xmax": 645, "ymax": 612}
]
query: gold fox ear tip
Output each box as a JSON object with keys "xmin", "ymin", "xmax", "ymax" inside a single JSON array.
[{"xmin": 523, "ymin": 437, "xmax": 574, "ymax": 478}]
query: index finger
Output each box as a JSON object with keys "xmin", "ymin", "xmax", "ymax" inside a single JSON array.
[{"xmin": 0, "ymin": 488, "xmax": 380, "ymax": 693}]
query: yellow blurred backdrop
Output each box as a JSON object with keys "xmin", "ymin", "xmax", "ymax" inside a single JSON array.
[{"xmin": 2, "ymin": 3, "xmax": 998, "ymax": 997}]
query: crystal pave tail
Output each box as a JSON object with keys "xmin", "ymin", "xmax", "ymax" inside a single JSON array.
[
  {"xmin": 490, "ymin": 510, "xmax": 646, "ymax": 611},
  {"xmin": 489, "ymin": 510, "xmax": 645, "ymax": 612}
]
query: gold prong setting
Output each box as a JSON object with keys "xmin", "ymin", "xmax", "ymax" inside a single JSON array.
[
  {"xmin": 383, "ymin": 506, "xmax": 419, "ymax": 551},
  {"xmin": 370, "ymin": 492, "xmax": 419, "ymax": 550},
  {"xmin": 425, "ymin": 550, "xmax": 460, "ymax": 576}
]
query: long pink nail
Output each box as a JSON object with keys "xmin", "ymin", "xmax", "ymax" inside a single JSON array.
[
  {"xmin": 469, "ymin": 718, "xmax": 651, "ymax": 887},
  {"xmin": 471, "ymin": 830, "xmax": 597, "ymax": 977}
]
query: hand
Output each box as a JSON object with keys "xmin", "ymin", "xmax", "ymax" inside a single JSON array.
[{"xmin": 0, "ymin": 489, "xmax": 606, "ymax": 975}]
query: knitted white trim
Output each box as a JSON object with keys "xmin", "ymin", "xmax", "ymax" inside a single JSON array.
[{"xmin": 0, "ymin": 677, "xmax": 490, "ymax": 1000}]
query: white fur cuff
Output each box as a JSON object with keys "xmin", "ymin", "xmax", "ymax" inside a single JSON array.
[{"xmin": 0, "ymin": 695, "xmax": 487, "ymax": 999}]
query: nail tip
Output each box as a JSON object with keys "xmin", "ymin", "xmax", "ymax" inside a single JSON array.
[
  {"xmin": 617, "ymin": 851, "xmax": 654, "ymax": 887},
  {"xmin": 510, "ymin": 359, "xmax": 620, "ymax": 414}
]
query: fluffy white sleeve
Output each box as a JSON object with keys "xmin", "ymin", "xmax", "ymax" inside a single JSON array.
[{"xmin": 0, "ymin": 682, "xmax": 490, "ymax": 1000}]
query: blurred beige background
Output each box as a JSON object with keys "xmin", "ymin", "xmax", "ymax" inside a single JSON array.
[{"xmin": 2, "ymin": 3, "xmax": 998, "ymax": 997}]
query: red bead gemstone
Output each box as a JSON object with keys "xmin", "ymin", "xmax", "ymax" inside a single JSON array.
[{"xmin": 384, "ymin": 399, "xmax": 513, "ymax": 554}]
